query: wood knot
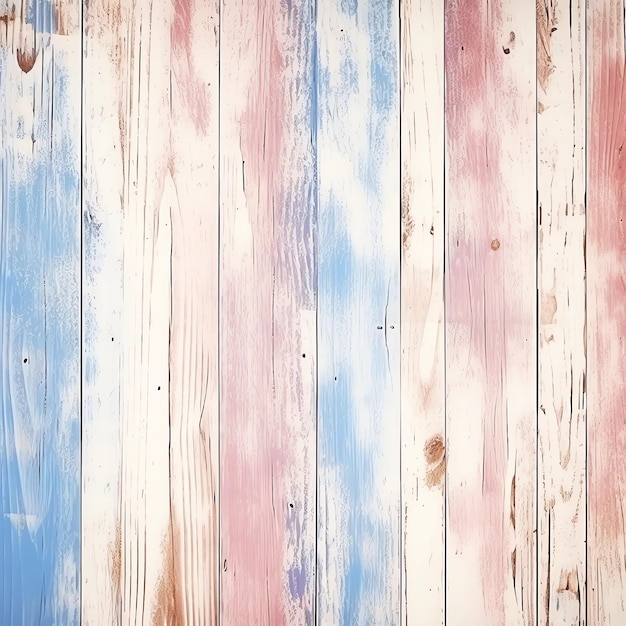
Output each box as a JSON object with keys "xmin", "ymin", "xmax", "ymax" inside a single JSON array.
[
  {"xmin": 424, "ymin": 434, "xmax": 445, "ymax": 488},
  {"xmin": 503, "ymin": 31, "xmax": 515, "ymax": 55},
  {"xmin": 17, "ymin": 48, "xmax": 37, "ymax": 73},
  {"xmin": 557, "ymin": 570, "xmax": 580, "ymax": 599},
  {"xmin": 424, "ymin": 434, "xmax": 444, "ymax": 464}
]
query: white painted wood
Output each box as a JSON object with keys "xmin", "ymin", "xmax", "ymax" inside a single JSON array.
[
  {"xmin": 167, "ymin": 1, "xmax": 220, "ymax": 622},
  {"xmin": 537, "ymin": 1, "xmax": 587, "ymax": 624},
  {"xmin": 82, "ymin": 2, "xmax": 180, "ymax": 622},
  {"xmin": 400, "ymin": 0, "xmax": 445, "ymax": 624}
]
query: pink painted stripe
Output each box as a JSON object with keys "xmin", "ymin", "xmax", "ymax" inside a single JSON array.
[
  {"xmin": 219, "ymin": 0, "xmax": 316, "ymax": 623},
  {"xmin": 587, "ymin": 2, "xmax": 626, "ymax": 620},
  {"xmin": 445, "ymin": 5, "xmax": 507, "ymax": 613},
  {"xmin": 445, "ymin": 1, "xmax": 536, "ymax": 622}
]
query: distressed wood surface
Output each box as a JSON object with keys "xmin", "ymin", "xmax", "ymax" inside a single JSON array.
[
  {"xmin": 82, "ymin": 0, "xmax": 218, "ymax": 623},
  {"xmin": 537, "ymin": 0, "xmax": 587, "ymax": 624},
  {"xmin": 83, "ymin": 3, "xmax": 172, "ymax": 621},
  {"xmin": 0, "ymin": 0, "xmax": 81, "ymax": 623},
  {"xmin": 6, "ymin": 2, "xmax": 626, "ymax": 624},
  {"xmin": 400, "ymin": 0, "xmax": 445, "ymax": 624},
  {"xmin": 444, "ymin": 1, "xmax": 537, "ymax": 623},
  {"xmin": 587, "ymin": 1, "xmax": 626, "ymax": 622},
  {"xmin": 219, "ymin": 0, "xmax": 317, "ymax": 623},
  {"xmin": 316, "ymin": 0, "xmax": 400, "ymax": 622}
]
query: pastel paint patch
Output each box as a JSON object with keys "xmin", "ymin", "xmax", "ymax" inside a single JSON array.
[
  {"xmin": 0, "ymin": 37, "xmax": 80, "ymax": 626},
  {"xmin": 220, "ymin": 0, "xmax": 316, "ymax": 623},
  {"xmin": 587, "ymin": 3, "xmax": 626, "ymax": 620},
  {"xmin": 316, "ymin": 0, "xmax": 400, "ymax": 622}
]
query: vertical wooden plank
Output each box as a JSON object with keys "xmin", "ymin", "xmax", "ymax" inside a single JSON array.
[
  {"xmin": 400, "ymin": 0, "xmax": 444, "ymax": 624},
  {"xmin": 444, "ymin": 1, "xmax": 536, "ymax": 623},
  {"xmin": 587, "ymin": 1, "xmax": 626, "ymax": 622},
  {"xmin": 81, "ymin": 4, "xmax": 124, "ymax": 619},
  {"xmin": 316, "ymin": 0, "xmax": 400, "ymax": 622},
  {"xmin": 537, "ymin": 1, "xmax": 587, "ymax": 623},
  {"xmin": 82, "ymin": 0, "xmax": 219, "ymax": 622},
  {"xmin": 82, "ymin": 2, "xmax": 171, "ymax": 621},
  {"xmin": 0, "ymin": 0, "xmax": 81, "ymax": 623},
  {"xmin": 219, "ymin": 0, "xmax": 317, "ymax": 623},
  {"xmin": 168, "ymin": 0, "xmax": 220, "ymax": 622},
  {"xmin": 81, "ymin": 3, "xmax": 126, "ymax": 619}
]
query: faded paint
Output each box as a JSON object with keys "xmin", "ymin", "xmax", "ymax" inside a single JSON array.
[
  {"xmin": 588, "ymin": 1, "xmax": 626, "ymax": 622},
  {"xmin": 400, "ymin": 1, "xmax": 445, "ymax": 623},
  {"xmin": 445, "ymin": 0, "xmax": 536, "ymax": 623},
  {"xmin": 166, "ymin": 0, "xmax": 220, "ymax": 622},
  {"xmin": 536, "ymin": 5, "xmax": 586, "ymax": 623},
  {"xmin": 0, "ymin": 10, "xmax": 80, "ymax": 624},
  {"xmin": 220, "ymin": 0, "xmax": 316, "ymax": 623},
  {"xmin": 316, "ymin": 0, "xmax": 400, "ymax": 623}
]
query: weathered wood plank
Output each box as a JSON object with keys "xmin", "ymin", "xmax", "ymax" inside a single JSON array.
[
  {"xmin": 587, "ymin": 1, "xmax": 626, "ymax": 622},
  {"xmin": 0, "ymin": 0, "xmax": 81, "ymax": 622},
  {"xmin": 537, "ymin": 1, "xmax": 587, "ymax": 623},
  {"xmin": 82, "ymin": 2, "xmax": 171, "ymax": 621},
  {"xmin": 444, "ymin": 1, "xmax": 536, "ymax": 623},
  {"xmin": 219, "ymin": 0, "xmax": 317, "ymax": 622},
  {"xmin": 81, "ymin": 4, "xmax": 126, "ymax": 620},
  {"xmin": 315, "ymin": 0, "xmax": 400, "ymax": 622},
  {"xmin": 82, "ymin": 0, "xmax": 219, "ymax": 622},
  {"xmin": 167, "ymin": 0, "xmax": 220, "ymax": 622},
  {"xmin": 400, "ymin": 0, "xmax": 445, "ymax": 623}
]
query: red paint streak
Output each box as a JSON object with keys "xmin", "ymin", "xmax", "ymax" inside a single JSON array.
[
  {"xmin": 171, "ymin": 0, "xmax": 210, "ymax": 133},
  {"xmin": 588, "ymin": 3, "xmax": 626, "ymax": 619},
  {"xmin": 445, "ymin": 0, "xmax": 531, "ymax": 620},
  {"xmin": 172, "ymin": 0, "xmax": 192, "ymax": 53}
]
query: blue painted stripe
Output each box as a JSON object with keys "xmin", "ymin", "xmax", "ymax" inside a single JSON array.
[
  {"xmin": 316, "ymin": 0, "xmax": 400, "ymax": 623},
  {"xmin": 0, "ymin": 42, "xmax": 80, "ymax": 625}
]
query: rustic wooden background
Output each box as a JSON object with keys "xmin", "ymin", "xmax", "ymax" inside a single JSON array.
[{"xmin": 0, "ymin": 0, "xmax": 621, "ymax": 623}]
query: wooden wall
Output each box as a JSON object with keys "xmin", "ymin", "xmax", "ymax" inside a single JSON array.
[{"xmin": 0, "ymin": 0, "xmax": 623, "ymax": 624}]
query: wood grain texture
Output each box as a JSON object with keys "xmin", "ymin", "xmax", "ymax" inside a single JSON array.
[
  {"xmin": 444, "ymin": 1, "xmax": 536, "ymax": 623},
  {"xmin": 0, "ymin": 0, "xmax": 81, "ymax": 623},
  {"xmin": 219, "ymin": 0, "xmax": 317, "ymax": 623},
  {"xmin": 400, "ymin": 0, "xmax": 445, "ymax": 624},
  {"xmin": 4, "ymin": 3, "xmax": 622, "ymax": 622},
  {"xmin": 587, "ymin": 1, "xmax": 626, "ymax": 622},
  {"xmin": 315, "ymin": 0, "xmax": 400, "ymax": 622},
  {"xmin": 537, "ymin": 1, "xmax": 587, "ymax": 624},
  {"xmin": 82, "ymin": 0, "xmax": 219, "ymax": 622},
  {"xmin": 81, "ymin": 2, "xmax": 126, "ymax": 619},
  {"xmin": 167, "ymin": 0, "xmax": 219, "ymax": 622},
  {"xmin": 82, "ymin": 2, "xmax": 172, "ymax": 621}
]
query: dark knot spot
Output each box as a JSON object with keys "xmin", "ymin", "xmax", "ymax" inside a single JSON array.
[
  {"xmin": 424, "ymin": 434, "xmax": 445, "ymax": 464},
  {"xmin": 17, "ymin": 48, "xmax": 37, "ymax": 73}
]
